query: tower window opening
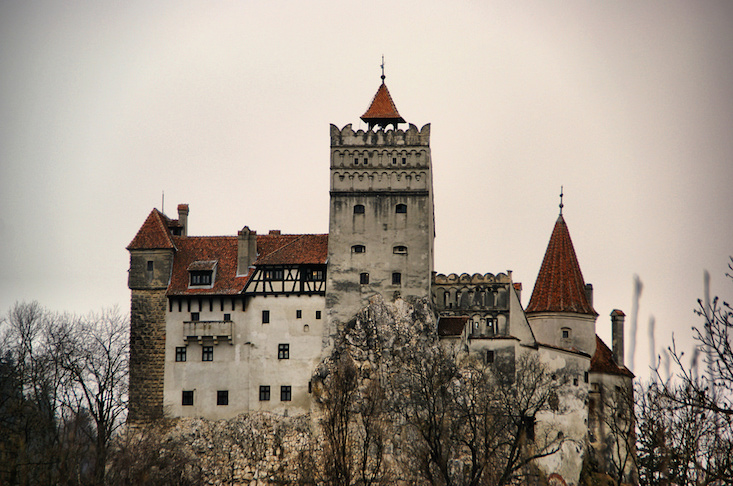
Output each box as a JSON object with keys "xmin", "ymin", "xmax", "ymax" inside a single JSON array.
[
  {"xmin": 486, "ymin": 350, "xmax": 495, "ymax": 364},
  {"xmin": 354, "ymin": 204, "xmax": 365, "ymax": 214},
  {"xmin": 393, "ymin": 245, "xmax": 408, "ymax": 254},
  {"xmin": 182, "ymin": 390, "xmax": 194, "ymax": 406},
  {"xmin": 402, "ymin": 157, "xmax": 406, "ymax": 164},
  {"xmin": 259, "ymin": 386, "xmax": 270, "ymax": 401},
  {"xmin": 562, "ymin": 328, "xmax": 570, "ymax": 339},
  {"xmin": 392, "ymin": 157, "xmax": 397, "ymax": 165},
  {"xmin": 392, "ymin": 272, "xmax": 401, "ymax": 285},
  {"xmin": 352, "ymin": 245, "xmax": 366, "ymax": 253},
  {"xmin": 360, "ymin": 273, "xmax": 369, "ymax": 285},
  {"xmin": 147, "ymin": 261, "xmax": 154, "ymax": 272},
  {"xmin": 363, "ymin": 158, "xmax": 368, "ymax": 165},
  {"xmin": 396, "ymin": 204, "xmax": 407, "ymax": 214},
  {"xmin": 217, "ymin": 390, "xmax": 228, "ymax": 406},
  {"xmin": 202, "ymin": 346, "xmax": 213, "ymax": 362},
  {"xmin": 354, "ymin": 157, "xmax": 359, "ymax": 165}
]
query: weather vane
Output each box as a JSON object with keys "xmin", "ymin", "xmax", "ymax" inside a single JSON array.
[
  {"xmin": 380, "ymin": 55, "xmax": 385, "ymax": 82},
  {"xmin": 559, "ymin": 186, "xmax": 564, "ymax": 215}
]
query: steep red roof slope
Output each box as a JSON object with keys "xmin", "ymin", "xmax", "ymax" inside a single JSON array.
[
  {"xmin": 255, "ymin": 234, "xmax": 328, "ymax": 265},
  {"xmin": 526, "ymin": 215, "xmax": 597, "ymax": 316},
  {"xmin": 166, "ymin": 233, "xmax": 328, "ymax": 296},
  {"xmin": 361, "ymin": 83, "xmax": 405, "ymax": 127},
  {"xmin": 591, "ymin": 335, "xmax": 634, "ymax": 377},
  {"xmin": 127, "ymin": 209, "xmax": 176, "ymax": 250}
]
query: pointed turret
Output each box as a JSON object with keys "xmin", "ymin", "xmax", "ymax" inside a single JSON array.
[
  {"xmin": 526, "ymin": 205, "xmax": 598, "ymax": 356},
  {"xmin": 526, "ymin": 214, "xmax": 597, "ymax": 316},
  {"xmin": 360, "ymin": 66, "xmax": 405, "ymax": 130}
]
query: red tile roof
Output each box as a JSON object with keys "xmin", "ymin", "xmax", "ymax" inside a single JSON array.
[
  {"xmin": 127, "ymin": 209, "xmax": 176, "ymax": 250},
  {"xmin": 591, "ymin": 335, "xmax": 634, "ymax": 377},
  {"xmin": 166, "ymin": 233, "xmax": 328, "ymax": 296},
  {"xmin": 255, "ymin": 234, "xmax": 328, "ymax": 265},
  {"xmin": 361, "ymin": 83, "xmax": 406, "ymax": 127},
  {"xmin": 526, "ymin": 215, "xmax": 597, "ymax": 316},
  {"xmin": 438, "ymin": 316, "xmax": 469, "ymax": 336}
]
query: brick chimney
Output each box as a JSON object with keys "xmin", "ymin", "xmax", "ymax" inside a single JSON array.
[
  {"xmin": 611, "ymin": 309, "xmax": 625, "ymax": 366},
  {"xmin": 584, "ymin": 283, "xmax": 594, "ymax": 308},
  {"xmin": 237, "ymin": 226, "xmax": 257, "ymax": 276},
  {"xmin": 177, "ymin": 204, "xmax": 189, "ymax": 237}
]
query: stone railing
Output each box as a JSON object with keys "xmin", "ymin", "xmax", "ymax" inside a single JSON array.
[{"xmin": 183, "ymin": 320, "xmax": 232, "ymax": 344}]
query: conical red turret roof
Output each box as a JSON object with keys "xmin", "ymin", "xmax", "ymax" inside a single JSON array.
[
  {"xmin": 526, "ymin": 215, "xmax": 597, "ymax": 316},
  {"xmin": 361, "ymin": 82, "xmax": 405, "ymax": 129}
]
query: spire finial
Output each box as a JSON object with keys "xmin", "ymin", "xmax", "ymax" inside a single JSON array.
[
  {"xmin": 559, "ymin": 185, "xmax": 564, "ymax": 215},
  {"xmin": 380, "ymin": 55, "xmax": 385, "ymax": 83}
]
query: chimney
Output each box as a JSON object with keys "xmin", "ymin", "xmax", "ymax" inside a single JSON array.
[
  {"xmin": 269, "ymin": 229, "xmax": 281, "ymax": 235},
  {"xmin": 611, "ymin": 309, "xmax": 625, "ymax": 366},
  {"xmin": 237, "ymin": 226, "xmax": 257, "ymax": 276},
  {"xmin": 584, "ymin": 283, "xmax": 594, "ymax": 308},
  {"xmin": 177, "ymin": 204, "xmax": 189, "ymax": 237}
]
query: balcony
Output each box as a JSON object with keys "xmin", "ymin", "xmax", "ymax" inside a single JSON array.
[{"xmin": 183, "ymin": 320, "xmax": 232, "ymax": 344}]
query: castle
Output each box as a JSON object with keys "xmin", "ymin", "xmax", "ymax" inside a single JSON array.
[{"xmin": 127, "ymin": 74, "xmax": 635, "ymax": 484}]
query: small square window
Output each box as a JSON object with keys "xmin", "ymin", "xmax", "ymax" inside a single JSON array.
[
  {"xmin": 395, "ymin": 204, "xmax": 407, "ymax": 214},
  {"xmin": 392, "ymin": 272, "xmax": 401, "ymax": 285},
  {"xmin": 278, "ymin": 343, "xmax": 290, "ymax": 360},
  {"xmin": 191, "ymin": 312, "xmax": 200, "ymax": 322},
  {"xmin": 316, "ymin": 311, "xmax": 321, "ymax": 320},
  {"xmin": 202, "ymin": 346, "xmax": 213, "ymax": 362},
  {"xmin": 175, "ymin": 347, "xmax": 187, "ymax": 362},
  {"xmin": 224, "ymin": 313, "xmax": 231, "ymax": 321},
  {"xmin": 354, "ymin": 204, "xmax": 365, "ymax": 214},
  {"xmin": 562, "ymin": 329, "xmax": 570, "ymax": 339},
  {"xmin": 296, "ymin": 310, "xmax": 302, "ymax": 319},
  {"xmin": 217, "ymin": 390, "xmax": 229, "ymax": 406},
  {"xmin": 360, "ymin": 273, "xmax": 369, "ymax": 285},
  {"xmin": 147, "ymin": 260, "xmax": 154, "ymax": 272},
  {"xmin": 182, "ymin": 390, "xmax": 194, "ymax": 406},
  {"xmin": 259, "ymin": 385, "xmax": 270, "ymax": 401},
  {"xmin": 281, "ymin": 385, "xmax": 292, "ymax": 402},
  {"xmin": 486, "ymin": 350, "xmax": 495, "ymax": 364},
  {"xmin": 262, "ymin": 310, "xmax": 270, "ymax": 324}
]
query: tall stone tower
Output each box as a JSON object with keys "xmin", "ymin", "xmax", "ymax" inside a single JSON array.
[
  {"xmin": 126, "ymin": 207, "xmax": 181, "ymax": 422},
  {"xmin": 325, "ymin": 76, "xmax": 435, "ymax": 340}
]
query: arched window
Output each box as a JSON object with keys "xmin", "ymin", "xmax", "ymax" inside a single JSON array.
[
  {"xmin": 393, "ymin": 245, "xmax": 408, "ymax": 254},
  {"xmin": 396, "ymin": 203, "xmax": 407, "ymax": 214},
  {"xmin": 354, "ymin": 204, "xmax": 365, "ymax": 214},
  {"xmin": 352, "ymin": 245, "xmax": 366, "ymax": 253}
]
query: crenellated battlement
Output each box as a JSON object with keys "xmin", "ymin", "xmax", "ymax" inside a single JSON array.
[
  {"xmin": 330, "ymin": 123, "xmax": 430, "ymax": 147},
  {"xmin": 434, "ymin": 272, "xmax": 513, "ymax": 285}
]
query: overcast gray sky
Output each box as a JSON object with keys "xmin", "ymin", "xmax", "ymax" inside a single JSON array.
[{"xmin": 1, "ymin": 1, "xmax": 731, "ymax": 379}]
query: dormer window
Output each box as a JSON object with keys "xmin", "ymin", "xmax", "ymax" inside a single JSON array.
[
  {"xmin": 188, "ymin": 260, "xmax": 217, "ymax": 287},
  {"xmin": 264, "ymin": 268, "xmax": 284, "ymax": 280}
]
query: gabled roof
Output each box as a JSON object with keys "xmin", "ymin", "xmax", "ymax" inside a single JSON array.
[
  {"xmin": 361, "ymin": 82, "xmax": 405, "ymax": 129},
  {"xmin": 591, "ymin": 335, "xmax": 634, "ymax": 377},
  {"xmin": 255, "ymin": 234, "xmax": 328, "ymax": 266},
  {"xmin": 168, "ymin": 236, "xmax": 247, "ymax": 296},
  {"xmin": 526, "ymin": 215, "xmax": 597, "ymax": 316},
  {"xmin": 127, "ymin": 209, "xmax": 176, "ymax": 250},
  {"xmin": 166, "ymin": 233, "xmax": 328, "ymax": 296}
]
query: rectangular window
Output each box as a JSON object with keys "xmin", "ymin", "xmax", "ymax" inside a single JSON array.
[
  {"xmin": 217, "ymin": 390, "xmax": 229, "ymax": 406},
  {"xmin": 281, "ymin": 385, "xmax": 292, "ymax": 402},
  {"xmin": 392, "ymin": 157, "xmax": 397, "ymax": 165},
  {"xmin": 562, "ymin": 329, "xmax": 570, "ymax": 339},
  {"xmin": 262, "ymin": 310, "xmax": 270, "ymax": 324},
  {"xmin": 392, "ymin": 272, "xmax": 401, "ymax": 285},
  {"xmin": 191, "ymin": 312, "xmax": 200, "ymax": 322},
  {"xmin": 363, "ymin": 157, "xmax": 368, "ymax": 165},
  {"xmin": 224, "ymin": 313, "xmax": 231, "ymax": 321},
  {"xmin": 523, "ymin": 416, "xmax": 535, "ymax": 441},
  {"xmin": 259, "ymin": 385, "xmax": 270, "ymax": 401},
  {"xmin": 190, "ymin": 271, "xmax": 212, "ymax": 286},
  {"xmin": 202, "ymin": 346, "xmax": 213, "ymax": 362},
  {"xmin": 296, "ymin": 310, "xmax": 302, "ymax": 319},
  {"xmin": 182, "ymin": 390, "xmax": 194, "ymax": 406},
  {"xmin": 147, "ymin": 260, "xmax": 154, "ymax": 271},
  {"xmin": 264, "ymin": 268, "xmax": 284, "ymax": 280},
  {"xmin": 278, "ymin": 343, "xmax": 290, "ymax": 359},
  {"xmin": 175, "ymin": 347, "xmax": 187, "ymax": 362},
  {"xmin": 360, "ymin": 273, "xmax": 369, "ymax": 285},
  {"xmin": 486, "ymin": 350, "xmax": 495, "ymax": 364},
  {"xmin": 316, "ymin": 311, "xmax": 322, "ymax": 320},
  {"xmin": 584, "ymin": 371, "xmax": 589, "ymax": 383}
]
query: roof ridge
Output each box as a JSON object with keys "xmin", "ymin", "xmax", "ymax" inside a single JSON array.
[{"xmin": 256, "ymin": 234, "xmax": 307, "ymax": 263}]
